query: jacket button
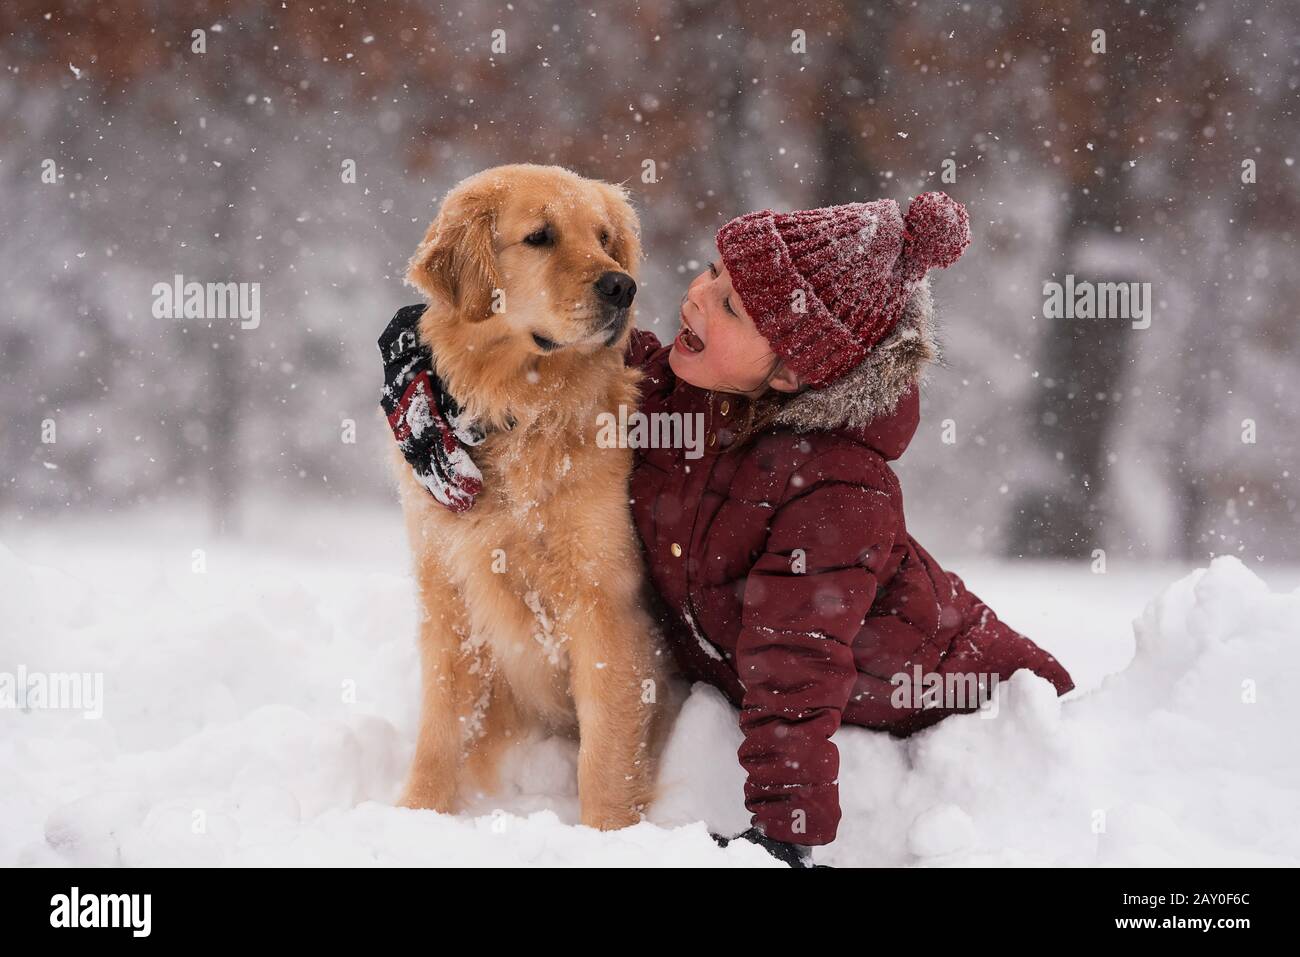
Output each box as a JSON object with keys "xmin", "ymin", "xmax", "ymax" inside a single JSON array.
[
  {"xmin": 719, "ymin": 399, "xmax": 730, "ymax": 416},
  {"xmin": 670, "ymin": 542, "xmax": 682, "ymax": 557},
  {"xmin": 708, "ymin": 433, "xmax": 717, "ymax": 447}
]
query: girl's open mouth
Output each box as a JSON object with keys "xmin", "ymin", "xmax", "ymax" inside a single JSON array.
[{"xmin": 675, "ymin": 316, "xmax": 705, "ymax": 354}]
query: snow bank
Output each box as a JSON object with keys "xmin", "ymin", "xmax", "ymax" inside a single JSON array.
[{"xmin": 2, "ymin": 535, "xmax": 1296, "ymax": 867}]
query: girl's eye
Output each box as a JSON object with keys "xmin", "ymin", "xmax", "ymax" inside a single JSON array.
[
  {"xmin": 724, "ymin": 296, "xmax": 737, "ymax": 316},
  {"xmin": 524, "ymin": 228, "xmax": 551, "ymax": 247},
  {"xmin": 708, "ymin": 261, "xmax": 718, "ymax": 278}
]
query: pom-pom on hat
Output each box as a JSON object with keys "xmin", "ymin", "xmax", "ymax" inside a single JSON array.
[{"xmin": 715, "ymin": 192, "xmax": 970, "ymax": 388}]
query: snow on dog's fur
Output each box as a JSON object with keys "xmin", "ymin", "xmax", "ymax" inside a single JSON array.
[{"xmin": 392, "ymin": 164, "xmax": 670, "ymax": 829}]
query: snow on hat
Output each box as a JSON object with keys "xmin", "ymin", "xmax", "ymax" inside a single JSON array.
[{"xmin": 715, "ymin": 192, "xmax": 970, "ymax": 388}]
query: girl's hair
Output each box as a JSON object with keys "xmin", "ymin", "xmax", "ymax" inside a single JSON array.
[{"xmin": 722, "ymin": 355, "xmax": 804, "ymax": 452}]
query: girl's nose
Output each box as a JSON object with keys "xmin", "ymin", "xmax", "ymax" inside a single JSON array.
[
  {"xmin": 682, "ymin": 291, "xmax": 705, "ymax": 321},
  {"xmin": 684, "ymin": 274, "xmax": 709, "ymax": 311}
]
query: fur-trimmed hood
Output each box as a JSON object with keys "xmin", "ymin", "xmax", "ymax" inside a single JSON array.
[{"xmin": 770, "ymin": 275, "xmax": 938, "ymax": 458}]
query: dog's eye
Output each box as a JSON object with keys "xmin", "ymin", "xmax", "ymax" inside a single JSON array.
[
  {"xmin": 599, "ymin": 229, "xmax": 611, "ymax": 248},
  {"xmin": 523, "ymin": 227, "xmax": 551, "ymax": 247}
]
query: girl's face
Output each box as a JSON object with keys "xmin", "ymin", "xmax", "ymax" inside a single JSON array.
[{"xmin": 668, "ymin": 253, "xmax": 802, "ymax": 397}]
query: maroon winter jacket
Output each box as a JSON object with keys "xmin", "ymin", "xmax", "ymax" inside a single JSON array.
[{"xmin": 624, "ymin": 290, "xmax": 1073, "ymax": 846}]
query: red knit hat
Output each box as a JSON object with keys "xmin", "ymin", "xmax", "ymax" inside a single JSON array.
[{"xmin": 715, "ymin": 192, "xmax": 971, "ymax": 388}]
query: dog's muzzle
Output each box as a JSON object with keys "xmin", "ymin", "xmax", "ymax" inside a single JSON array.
[
  {"xmin": 594, "ymin": 271, "xmax": 636, "ymax": 310},
  {"xmin": 593, "ymin": 271, "xmax": 635, "ymax": 346},
  {"xmin": 598, "ymin": 308, "xmax": 630, "ymax": 347}
]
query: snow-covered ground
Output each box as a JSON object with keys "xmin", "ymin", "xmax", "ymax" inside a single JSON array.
[{"xmin": 2, "ymin": 504, "xmax": 1298, "ymax": 867}]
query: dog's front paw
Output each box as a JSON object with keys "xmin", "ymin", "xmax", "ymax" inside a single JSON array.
[
  {"xmin": 580, "ymin": 805, "xmax": 643, "ymax": 831},
  {"xmin": 396, "ymin": 780, "xmax": 455, "ymax": 813}
]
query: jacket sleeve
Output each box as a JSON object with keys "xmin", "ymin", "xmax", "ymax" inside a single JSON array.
[
  {"xmin": 624, "ymin": 327, "xmax": 665, "ymax": 370},
  {"xmin": 944, "ymin": 567, "xmax": 1075, "ymax": 697},
  {"xmin": 624, "ymin": 327, "xmax": 676, "ymax": 416},
  {"xmin": 735, "ymin": 476, "xmax": 897, "ymax": 846}
]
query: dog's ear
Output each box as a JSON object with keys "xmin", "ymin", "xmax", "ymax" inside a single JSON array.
[
  {"xmin": 598, "ymin": 182, "xmax": 642, "ymax": 278},
  {"xmin": 407, "ymin": 181, "xmax": 502, "ymax": 321}
]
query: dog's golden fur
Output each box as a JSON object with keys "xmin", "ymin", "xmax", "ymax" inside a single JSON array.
[{"xmin": 392, "ymin": 164, "xmax": 667, "ymax": 829}]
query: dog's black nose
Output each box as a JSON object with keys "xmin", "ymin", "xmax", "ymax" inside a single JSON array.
[{"xmin": 594, "ymin": 271, "xmax": 637, "ymax": 309}]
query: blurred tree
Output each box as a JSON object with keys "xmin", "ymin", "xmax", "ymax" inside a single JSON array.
[{"xmin": 0, "ymin": 0, "xmax": 1295, "ymax": 560}]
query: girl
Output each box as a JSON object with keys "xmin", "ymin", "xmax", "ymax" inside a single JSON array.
[
  {"xmin": 383, "ymin": 191, "xmax": 1074, "ymax": 867},
  {"xmin": 624, "ymin": 192, "xmax": 1073, "ymax": 866}
]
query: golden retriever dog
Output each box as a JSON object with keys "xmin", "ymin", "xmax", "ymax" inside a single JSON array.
[{"xmin": 392, "ymin": 164, "xmax": 667, "ymax": 829}]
